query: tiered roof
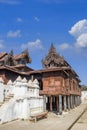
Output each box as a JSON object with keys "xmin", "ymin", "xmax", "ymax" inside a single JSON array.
[
  {"xmin": 14, "ymin": 49, "xmax": 31, "ymax": 63},
  {"xmin": 0, "ymin": 49, "xmax": 31, "ymax": 65},
  {"xmin": 0, "ymin": 49, "xmax": 33, "ymax": 72},
  {"xmin": 41, "ymin": 44, "xmax": 80, "ymax": 81},
  {"xmin": 42, "ymin": 44, "xmax": 70, "ymax": 68}
]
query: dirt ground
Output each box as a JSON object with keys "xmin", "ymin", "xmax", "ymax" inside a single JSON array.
[{"xmin": 0, "ymin": 103, "xmax": 87, "ymax": 130}]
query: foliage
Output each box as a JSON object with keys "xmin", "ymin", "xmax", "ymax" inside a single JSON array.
[{"xmin": 81, "ymin": 85, "xmax": 87, "ymax": 91}]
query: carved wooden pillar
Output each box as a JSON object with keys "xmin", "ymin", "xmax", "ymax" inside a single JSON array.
[
  {"xmin": 67, "ymin": 96, "xmax": 70, "ymax": 110},
  {"xmin": 77, "ymin": 96, "xmax": 79, "ymax": 106},
  {"xmin": 72, "ymin": 95, "xmax": 75, "ymax": 108},
  {"xmin": 59, "ymin": 95, "xmax": 62, "ymax": 114},
  {"xmin": 56, "ymin": 96, "xmax": 58, "ymax": 112},
  {"xmin": 70, "ymin": 95, "xmax": 73, "ymax": 109},
  {"xmin": 50, "ymin": 96, "xmax": 52, "ymax": 111},
  {"xmin": 64, "ymin": 95, "xmax": 67, "ymax": 111},
  {"xmin": 75, "ymin": 96, "xmax": 77, "ymax": 107},
  {"xmin": 43, "ymin": 95, "xmax": 46, "ymax": 111},
  {"xmin": 79, "ymin": 96, "xmax": 81, "ymax": 105}
]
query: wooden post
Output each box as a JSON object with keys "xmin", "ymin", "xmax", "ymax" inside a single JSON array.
[
  {"xmin": 70, "ymin": 95, "xmax": 72, "ymax": 109},
  {"xmin": 56, "ymin": 96, "xmax": 58, "ymax": 112},
  {"xmin": 77, "ymin": 96, "xmax": 79, "ymax": 106},
  {"xmin": 72, "ymin": 96, "xmax": 74, "ymax": 108},
  {"xmin": 50, "ymin": 96, "xmax": 52, "ymax": 111},
  {"xmin": 75, "ymin": 96, "xmax": 77, "ymax": 107},
  {"xmin": 64, "ymin": 95, "xmax": 67, "ymax": 111},
  {"xmin": 59, "ymin": 95, "xmax": 62, "ymax": 115},
  {"xmin": 68, "ymin": 96, "xmax": 70, "ymax": 110},
  {"xmin": 43, "ymin": 95, "xmax": 46, "ymax": 111},
  {"xmin": 79, "ymin": 96, "xmax": 81, "ymax": 105}
]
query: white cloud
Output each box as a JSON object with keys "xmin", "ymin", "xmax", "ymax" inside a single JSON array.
[
  {"xmin": 0, "ymin": 40, "xmax": 4, "ymax": 49},
  {"xmin": 57, "ymin": 19, "xmax": 87, "ymax": 50},
  {"xmin": 0, "ymin": 0, "xmax": 19, "ymax": 5},
  {"xmin": 34, "ymin": 17, "xmax": 40, "ymax": 22},
  {"xmin": 69, "ymin": 19, "xmax": 87, "ymax": 48},
  {"xmin": 69, "ymin": 19, "xmax": 87, "ymax": 38},
  {"xmin": 58, "ymin": 43, "xmax": 71, "ymax": 50},
  {"xmin": 21, "ymin": 39, "xmax": 44, "ymax": 51},
  {"xmin": 75, "ymin": 33, "xmax": 87, "ymax": 48},
  {"xmin": 7, "ymin": 30, "xmax": 21, "ymax": 38},
  {"xmin": 17, "ymin": 17, "xmax": 22, "ymax": 22}
]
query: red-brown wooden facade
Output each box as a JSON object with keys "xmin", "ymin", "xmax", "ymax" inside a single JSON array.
[{"xmin": 0, "ymin": 44, "xmax": 81, "ymax": 114}]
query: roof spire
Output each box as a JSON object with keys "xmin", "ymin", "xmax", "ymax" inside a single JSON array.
[
  {"xmin": 49, "ymin": 43, "xmax": 56, "ymax": 54},
  {"xmin": 42, "ymin": 43, "xmax": 69, "ymax": 68}
]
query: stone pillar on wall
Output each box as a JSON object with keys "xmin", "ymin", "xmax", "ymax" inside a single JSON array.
[
  {"xmin": 14, "ymin": 76, "xmax": 28, "ymax": 97},
  {"xmin": 7, "ymin": 80, "xmax": 14, "ymax": 96},
  {"xmin": 59, "ymin": 95, "xmax": 62, "ymax": 114},
  {"xmin": 0, "ymin": 77, "xmax": 4, "ymax": 102},
  {"xmin": 64, "ymin": 95, "xmax": 67, "ymax": 111},
  {"xmin": 33, "ymin": 79, "xmax": 39, "ymax": 97}
]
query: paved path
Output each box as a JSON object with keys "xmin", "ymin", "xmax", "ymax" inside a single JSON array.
[
  {"xmin": 71, "ymin": 104, "xmax": 87, "ymax": 130},
  {"xmin": 0, "ymin": 102, "xmax": 87, "ymax": 130}
]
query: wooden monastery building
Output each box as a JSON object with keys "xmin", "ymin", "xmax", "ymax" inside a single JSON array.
[
  {"xmin": 0, "ymin": 49, "xmax": 33, "ymax": 83},
  {"xmin": 0, "ymin": 44, "xmax": 81, "ymax": 114}
]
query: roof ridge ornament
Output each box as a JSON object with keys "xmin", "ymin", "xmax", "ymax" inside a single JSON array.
[{"xmin": 42, "ymin": 43, "xmax": 69, "ymax": 68}]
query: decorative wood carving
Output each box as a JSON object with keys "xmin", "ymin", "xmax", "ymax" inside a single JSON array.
[
  {"xmin": 0, "ymin": 49, "xmax": 31, "ymax": 66},
  {"xmin": 42, "ymin": 44, "xmax": 69, "ymax": 68}
]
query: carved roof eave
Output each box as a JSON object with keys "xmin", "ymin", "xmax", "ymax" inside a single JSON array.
[
  {"xmin": 42, "ymin": 44, "xmax": 69, "ymax": 68},
  {"xmin": 14, "ymin": 50, "xmax": 31, "ymax": 63},
  {"xmin": 66, "ymin": 67, "xmax": 79, "ymax": 78},
  {"xmin": 42, "ymin": 57, "xmax": 67, "ymax": 67},
  {"xmin": 0, "ymin": 52, "xmax": 8, "ymax": 59},
  {"xmin": 0, "ymin": 65, "xmax": 31, "ymax": 76},
  {"xmin": 0, "ymin": 55, "xmax": 8, "ymax": 62}
]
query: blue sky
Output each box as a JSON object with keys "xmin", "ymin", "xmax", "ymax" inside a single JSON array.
[{"xmin": 0, "ymin": 0, "xmax": 87, "ymax": 85}]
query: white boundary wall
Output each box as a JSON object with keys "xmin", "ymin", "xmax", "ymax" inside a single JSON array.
[
  {"xmin": 81, "ymin": 90, "xmax": 87, "ymax": 101},
  {"xmin": 0, "ymin": 76, "xmax": 46, "ymax": 124},
  {"xmin": 0, "ymin": 78, "xmax": 4, "ymax": 103}
]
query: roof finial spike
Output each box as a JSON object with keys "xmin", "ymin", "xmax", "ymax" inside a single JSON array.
[
  {"xmin": 49, "ymin": 43, "xmax": 58, "ymax": 56},
  {"xmin": 51, "ymin": 43, "xmax": 54, "ymax": 47},
  {"xmin": 10, "ymin": 50, "xmax": 13, "ymax": 57}
]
